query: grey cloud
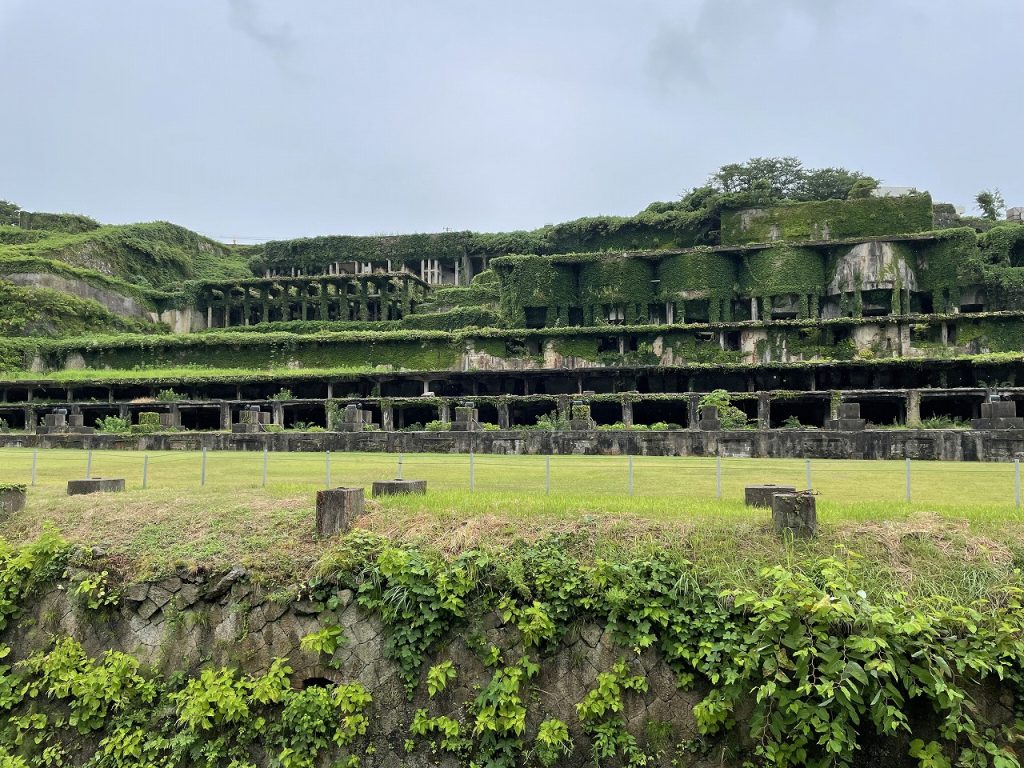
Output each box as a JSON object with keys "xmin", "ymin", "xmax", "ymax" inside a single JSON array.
[{"xmin": 228, "ymin": 0, "xmax": 295, "ymax": 54}]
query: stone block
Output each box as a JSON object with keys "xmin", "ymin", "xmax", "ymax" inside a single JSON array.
[
  {"xmin": 838, "ymin": 402, "xmax": 861, "ymax": 419},
  {"xmin": 371, "ymin": 479, "xmax": 427, "ymax": 497},
  {"xmin": 159, "ymin": 413, "xmax": 179, "ymax": 428},
  {"xmin": 981, "ymin": 401, "xmax": 1017, "ymax": 419},
  {"xmin": 568, "ymin": 418, "xmax": 596, "ymax": 431},
  {"xmin": 68, "ymin": 413, "xmax": 85, "ymax": 428},
  {"xmin": 44, "ymin": 413, "xmax": 66, "ymax": 428},
  {"xmin": 826, "ymin": 418, "xmax": 866, "ymax": 431},
  {"xmin": 699, "ymin": 406, "xmax": 719, "ymax": 421},
  {"xmin": 232, "ymin": 423, "xmax": 260, "ymax": 434},
  {"xmin": 973, "ymin": 416, "xmax": 1024, "ymax": 430},
  {"xmin": 0, "ymin": 486, "xmax": 26, "ymax": 516},
  {"xmin": 315, "ymin": 487, "xmax": 365, "ymax": 536},
  {"xmin": 771, "ymin": 492, "xmax": 817, "ymax": 538},
  {"xmin": 698, "ymin": 418, "xmax": 720, "ymax": 431},
  {"xmin": 67, "ymin": 478, "xmax": 126, "ymax": 496},
  {"xmin": 744, "ymin": 484, "xmax": 796, "ymax": 508}
]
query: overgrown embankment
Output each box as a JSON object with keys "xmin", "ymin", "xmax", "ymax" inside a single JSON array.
[{"xmin": 1, "ymin": 520, "xmax": 1023, "ymax": 768}]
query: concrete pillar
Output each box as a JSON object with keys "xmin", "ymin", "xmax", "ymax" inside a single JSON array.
[
  {"xmin": 118, "ymin": 404, "xmax": 129, "ymax": 420},
  {"xmin": 687, "ymin": 395, "xmax": 700, "ymax": 430},
  {"xmin": 438, "ymin": 403, "xmax": 450, "ymax": 423},
  {"xmin": 220, "ymin": 403, "xmax": 232, "ymax": 431},
  {"xmin": 381, "ymin": 405, "xmax": 394, "ymax": 432},
  {"xmin": 207, "ymin": 306, "xmax": 213, "ymax": 328},
  {"xmin": 223, "ymin": 306, "xmax": 230, "ymax": 328},
  {"xmin": 66, "ymin": 387, "xmax": 75, "ymax": 402},
  {"xmin": 271, "ymin": 401, "xmax": 285, "ymax": 427},
  {"xmin": 422, "ymin": 379, "xmax": 431, "ymax": 395},
  {"xmin": 757, "ymin": 393, "xmax": 771, "ymax": 430},
  {"xmin": 107, "ymin": 388, "xmax": 114, "ymax": 404},
  {"xmin": 24, "ymin": 406, "xmax": 36, "ymax": 434},
  {"xmin": 326, "ymin": 382, "xmax": 334, "ymax": 400},
  {"xmin": 621, "ymin": 400, "xmax": 634, "ymax": 428},
  {"xmin": 906, "ymin": 390, "xmax": 922, "ymax": 427},
  {"xmin": 497, "ymin": 402, "xmax": 510, "ymax": 429}
]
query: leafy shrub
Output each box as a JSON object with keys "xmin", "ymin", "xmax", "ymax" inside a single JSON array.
[
  {"xmin": 425, "ymin": 420, "xmax": 448, "ymax": 431},
  {"xmin": 698, "ymin": 389, "xmax": 750, "ymax": 429},
  {"xmin": 95, "ymin": 416, "xmax": 130, "ymax": 433},
  {"xmin": 155, "ymin": 389, "xmax": 178, "ymax": 402}
]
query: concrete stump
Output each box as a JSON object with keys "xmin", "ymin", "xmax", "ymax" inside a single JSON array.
[
  {"xmin": 771, "ymin": 492, "xmax": 817, "ymax": 539},
  {"xmin": 0, "ymin": 485, "xmax": 26, "ymax": 516},
  {"xmin": 372, "ymin": 479, "xmax": 427, "ymax": 497},
  {"xmin": 316, "ymin": 487, "xmax": 365, "ymax": 536},
  {"xmin": 745, "ymin": 484, "xmax": 796, "ymax": 508},
  {"xmin": 67, "ymin": 478, "xmax": 126, "ymax": 496}
]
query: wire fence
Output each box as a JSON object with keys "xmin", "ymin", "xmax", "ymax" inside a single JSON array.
[{"xmin": 0, "ymin": 447, "xmax": 1022, "ymax": 512}]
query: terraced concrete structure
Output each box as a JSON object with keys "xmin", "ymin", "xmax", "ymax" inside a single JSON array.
[{"xmin": 3, "ymin": 191, "xmax": 1024, "ymax": 457}]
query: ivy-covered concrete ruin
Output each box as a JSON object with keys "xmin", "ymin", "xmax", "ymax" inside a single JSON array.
[{"xmin": 3, "ymin": 189, "xmax": 1024, "ymax": 456}]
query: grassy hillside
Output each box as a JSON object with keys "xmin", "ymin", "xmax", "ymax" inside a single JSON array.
[
  {"xmin": 0, "ymin": 280, "xmax": 165, "ymax": 337},
  {"xmin": 0, "ymin": 222, "xmax": 254, "ymax": 289}
]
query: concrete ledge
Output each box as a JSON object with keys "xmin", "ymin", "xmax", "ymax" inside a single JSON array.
[
  {"xmin": 67, "ymin": 478, "xmax": 126, "ymax": 495},
  {"xmin": 372, "ymin": 479, "xmax": 427, "ymax": 497}
]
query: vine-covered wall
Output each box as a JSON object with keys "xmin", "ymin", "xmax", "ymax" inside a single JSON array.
[{"xmin": 721, "ymin": 194, "xmax": 935, "ymax": 245}]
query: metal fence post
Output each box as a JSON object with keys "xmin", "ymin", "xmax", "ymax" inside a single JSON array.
[
  {"xmin": 31, "ymin": 449, "xmax": 37, "ymax": 487},
  {"xmin": 905, "ymin": 457, "xmax": 911, "ymax": 502},
  {"xmin": 545, "ymin": 456, "xmax": 551, "ymax": 495},
  {"xmin": 262, "ymin": 447, "xmax": 268, "ymax": 487},
  {"xmin": 326, "ymin": 451, "xmax": 331, "ymax": 488},
  {"xmin": 398, "ymin": 452, "xmax": 404, "ymax": 480},
  {"xmin": 142, "ymin": 454, "xmax": 149, "ymax": 490},
  {"xmin": 805, "ymin": 458, "xmax": 812, "ymax": 491},
  {"xmin": 716, "ymin": 455, "xmax": 722, "ymax": 499},
  {"xmin": 201, "ymin": 447, "xmax": 207, "ymax": 487},
  {"xmin": 1016, "ymin": 460, "xmax": 1021, "ymax": 509},
  {"xmin": 628, "ymin": 455, "xmax": 634, "ymax": 497},
  {"xmin": 86, "ymin": 449, "xmax": 92, "ymax": 480},
  {"xmin": 469, "ymin": 450, "xmax": 475, "ymax": 492}
]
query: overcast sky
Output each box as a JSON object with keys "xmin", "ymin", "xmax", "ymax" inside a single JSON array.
[{"xmin": 0, "ymin": 0, "xmax": 1021, "ymax": 242}]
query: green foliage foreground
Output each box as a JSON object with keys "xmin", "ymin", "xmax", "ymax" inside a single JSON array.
[{"xmin": 1, "ymin": 529, "xmax": 1024, "ymax": 767}]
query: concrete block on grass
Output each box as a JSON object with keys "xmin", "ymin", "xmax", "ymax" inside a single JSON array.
[
  {"xmin": 67, "ymin": 478, "xmax": 126, "ymax": 496},
  {"xmin": 316, "ymin": 487, "xmax": 365, "ymax": 536},
  {"xmin": 371, "ymin": 479, "xmax": 427, "ymax": 497},
  {"xmin": 771, "ymin": 492, "xmax": 817, "ymax": 539},
  {"xmin": 745, "ymin": 484, "xmax": 796, "ymax": 508}
]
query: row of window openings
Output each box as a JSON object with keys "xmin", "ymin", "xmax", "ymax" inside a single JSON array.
[{"xmin": 522, "ymin": 292, "xmax": 994, "ymax": 330}]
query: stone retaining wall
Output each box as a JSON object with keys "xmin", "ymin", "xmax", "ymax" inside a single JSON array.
[{"xmin": 2, "ymin": 427, "xmax": 1024, "ymax": 461}]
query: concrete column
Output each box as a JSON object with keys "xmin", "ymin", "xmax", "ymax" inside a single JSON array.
[
  {"xmin": 223, "ymin": 306, "xmax": 231, "ymax": 328},
  {"xmin": 757, "ymin": 393, "xmax": 771, "ymax": 430},
  {"xmin": 497, "ymin": 402, "xmax": 510, "ymax": 429},
  {"xmin": 438, "ymin": 403, "xmax": 451, "ymax": 423},
  {"xmin": 271, "ymin": 401, "xmax": 285, "ymax": 427},
  {"xmin": 220, "ymin": 403, "xmax": 232, "ymax": 431},
  {"xmin": 381, "ymin": 405, "xmax": 394, "ymax": 432},
  {"xmin": 687, "ymin": 395, "xmax": 700, "ymax": 430},
  {"xmin": 118, "ymin": 404, "xmax": 129, "ymax": 420},
  {"xmin": 24, "ymin": 406, "xmax": 36, "ymax": 434},
  {"xmin": 207, "ymin": 306, "xmax": 213, "ymax": 328},
  {"xmin": 422, "ymin": 379, "xmax": 432, "ymax": 395},
  {"xmin": 621, "ymin": 400, "xmax": 634, "ymax": 428},
  {"xmin": 107, "ymin": 388, "xmax": 114, "ymax": 403},
  {"xmin": 66, "ymin": 387, "xmax": 75, "ymax": 402},
  {"xmin": 906, "ymin": 390, "xmax": 922, "ymax": 427}
]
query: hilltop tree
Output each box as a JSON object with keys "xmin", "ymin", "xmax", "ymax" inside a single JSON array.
[
  {"xmin": 0, "ymin": 200, "xmax": 21, "ymax": 226},
  {"xmin": 975, "ymin": 188, "xmax": 1005, "ymax": 221},
  {"xmin": 705, "ymin": 157, "xmax": 877, "ymax": 205}
]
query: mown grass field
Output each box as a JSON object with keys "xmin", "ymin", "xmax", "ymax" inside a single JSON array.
[{"xmin": 1, "ymin": 448, "xmax": 1022, "ymax": 599}]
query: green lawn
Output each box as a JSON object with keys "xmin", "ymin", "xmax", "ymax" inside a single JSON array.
[{"xmin": 0, "ymin": 448, "xmax": 1021, "ymax": 597}]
